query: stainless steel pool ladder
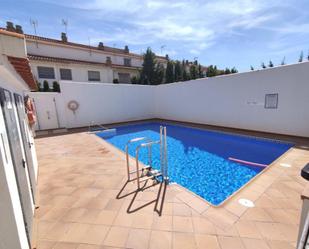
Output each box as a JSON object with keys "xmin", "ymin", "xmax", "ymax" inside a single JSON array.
[
  {"xmin": 88, "ymin": 121, "xmax": 109, "ymax": 132},
  {"xmin": 125, "ymin": 126, "xmax": 169, "ymax": 189}
]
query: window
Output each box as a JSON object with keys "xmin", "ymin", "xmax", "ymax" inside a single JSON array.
[
  {"xmin": 265, "ymin": 93, "xmax": 278, "ymax": 109},
  {"xmin": 88, "ymin": 71, "xmax": 101, "ymax": 81},
  {"xmin": 37, "ymin": 66, "xmax": 55, "ymax": 79},
  {"xmin": 60, "ymin": 68, "xmax": 72, "ymax": 80},
  {"xmin": 124, "ymin": 58, "xmax": 131, "ymax": 66}
]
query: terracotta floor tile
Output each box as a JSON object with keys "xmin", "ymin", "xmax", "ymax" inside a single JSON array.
[
  {"xmin": 77, "ymin": 244, "xmax": 103, "ymax": 249},
  {"xmin": 104, "ymin": 199, "xmax": 124, "ymax": 211},
  {"xmin": 53, "ymin": 242, "xmax": 80, "ymax": 249},
  {"xmin": 195, "ymin": 234, "xmax": 220, "ymax": 249},
  {"xmin": 78, "ymin": 209, "xmax": 101, "ymax": 224},
  {"xmin": 126, "ymin": 228, "xmax": 151, "ymax": 249},
  {"xmin": 176, "ymin": 191, "xmax": 209, "ymax": 214},
  {"xmin": 218, "ymin": 236, "xmax": 245, "ymax": 249},
  {"xmin": 235, "ymin": 220, "xmax": 262, "ymax": 239},
  {"xmin": 71, "ymin": 188, "xmax": 102, "ymax": 199},
  {"xmin": 62, "ymin": 208, "xmax": 87, "ymax": 222},
  {"xmin": 36, "ymin": 240, "xmax": 57, "ymax": 249},
  {"xmin": 173, "ymin": 203, "xmax": 192, "ymax": 216},
  {"xmin": 173, "ymin": 216, "xmax": 194, "ymax": 232},
  {"xmin": 264, "ymin": 208, "xmax": 293, "ymax": 224},
  {"xmin": 241, "ymin": 208, "xmax": 273, "ymax": 222},
  {"xmin": 255, "ymin": 222, "xmax": 286, "ymax": 241},
  {"xmin": 223, "ymin": 199, "xmax": 248, "ymax": 217},
  {"xmin": 113, "ymin": 212, "xmax": 135, "ymax": 227},
  {"xmin": 103, "ymin": 226, "xmax": 130, "ymax": 247},
  {"xmin": 255, "ymin": 195, "xmax": 281, "ymax": 209},
  {"xmin": 149, "ymin": 231, "xmax": 172, "ymax": 249},
  {"xmin": 131, "ymin": 213, "xmax": 153, "ymax": 229},
  {"xmin": 40, "ymin": 207, "xmax": 69, "ymax": 221},
  {"xmin": 267, "ymin": 240, "xmax": 295, "ymax": 249},
  {"xmin": 173, "ymin": 232, "xmax": 197, "ymax": 249},
  {"xmin": 192, "ymin": 217, "xmax": 216, "ymax": 234},
  {"xmin": 215, "ymin": 225, "xmax": 239, "ymax": 237},
  {"xmin": 152, "ymin": 215, "xmax": 173, "ymax": 231},
  {"xmin": 35, "ymin": 130, "xmax": 309, "ymax": 249},
  {"xmin": 95, "ymin": 210, "xmax": 118, "ymax": 225},
  {"xmin": 274, "ymin": 223, "xmax": 299, "ymax": 241},
  {"xmin": 203, "ymin": 207, "xmax": 239, "ymax": 230},
  {"xmin": 63, "ymin": 223, "xmax": 109, "ymax": 245},
  {"xmin": 40, "ymin": 221, "xmax": 73, "ymax": 241},
  {"xmin": 241, "ymin": 238, "xmax": 270, "ymax": 249},
  {"xmin": 86, "ymin": 197, "xmax": 110, "ymax": 210}
]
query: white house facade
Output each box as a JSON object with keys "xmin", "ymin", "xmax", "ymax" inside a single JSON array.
[
  {"xmin": 24, "ymin": 33, "xmax": 167, "ymax": 87},
  {"xmin": 0, "ymin": 29, "xmax": 38, "ymax": 249}
]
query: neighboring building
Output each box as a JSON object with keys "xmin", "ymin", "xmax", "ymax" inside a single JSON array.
[
  {"xmin": 23, "ymin": 32, "xmax": 167, "ymax": 87},
  {"xmin": 0, "ymin": 29, "xmax": 38, "ymax": 249}
]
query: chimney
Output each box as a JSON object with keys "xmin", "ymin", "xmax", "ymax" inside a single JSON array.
[
  {"xmin": 6, "ymin": 21, "xmax": 15, "ymax": 32},
  {"xmin": 124, "ymin": 45, "xmax": 129, "ymax": 53},
  {"xmin": 15, "ymin": 25, "xmax": 24, "ymax": 34},
  {"xmin": 61, "ymin": 32, "xmax": 68, "ymax": 42},
  {"xmin": 98, "ymin": 42, "xmax": 104, "ymax": 50}
]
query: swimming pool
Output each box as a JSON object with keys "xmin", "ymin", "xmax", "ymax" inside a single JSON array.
[{"xmin": 96, "ymin": 122, "xmax": 293, "ymax": 206}]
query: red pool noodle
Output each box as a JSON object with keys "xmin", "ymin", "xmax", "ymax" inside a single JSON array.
[{"xmin": 228, "ymin": 157, "xmax": 268, "ymax": 168}]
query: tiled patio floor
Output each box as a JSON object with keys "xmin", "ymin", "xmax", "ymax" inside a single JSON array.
[{"xmin": 34, "ymin": 131, "xmax": 309, "ymax": 249}]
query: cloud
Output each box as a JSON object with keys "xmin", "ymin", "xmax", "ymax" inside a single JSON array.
[{"xmin": 31, "ymin": 0, "xmax": 309, "ymax": 64}]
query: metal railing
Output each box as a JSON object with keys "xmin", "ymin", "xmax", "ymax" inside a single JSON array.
[
  {"xmin": 125, "ymin": 126, "xmax": 168, "ymax": 189},
  {"xmin": 88, "ymin": 121, "xmax": 109, "ymax": 132}
]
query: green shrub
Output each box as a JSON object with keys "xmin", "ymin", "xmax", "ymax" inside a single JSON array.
[
  {"xmin": 43, "ymin": 80, "xmax": 50, "ymax": 92},
  {"xmin": 52, "ymin": 81, "xmax": 61, "ymax": 92},
  {"xmin": 131, "ymin": 76, "xmax": 139, "ymax": 84},
  {"xmin": 36, "ymin": 81, "xmax": 42, "ymax": 91}
]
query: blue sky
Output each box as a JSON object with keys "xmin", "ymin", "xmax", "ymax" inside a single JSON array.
[{"xmin": 1, "ymin": 0, "xmax": 309, "ymax": 71}]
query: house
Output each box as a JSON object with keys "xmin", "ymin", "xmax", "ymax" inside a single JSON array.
[
  {"xmin": 23, "ymin": 32, "xmax": 167, "ymax": 87},
  {"xmin": 0, "ymin": 29, "xmax": 38, "ymax": 249}
]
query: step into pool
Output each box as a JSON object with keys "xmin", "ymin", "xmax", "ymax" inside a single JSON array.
[{"xmin": 96, "ymin": 122, "xmax": 293, "ymax": 206}]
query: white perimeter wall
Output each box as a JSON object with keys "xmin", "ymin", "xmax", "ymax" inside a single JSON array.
[
  {"xmin": 31, "ymin": 61, "xmax": 309, "ymax": 137},
  {"xmin": 155, "ymin": 62, "xmax": 309, "ymax": 137},
  {"xmin": 55, "ymin": 82, "xmax": 155, "ymax": 128}
]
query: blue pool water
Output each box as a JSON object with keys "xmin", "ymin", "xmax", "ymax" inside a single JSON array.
[{"xmin": 96, "ymin": 122, "xmax": 293, "ymax": 206}]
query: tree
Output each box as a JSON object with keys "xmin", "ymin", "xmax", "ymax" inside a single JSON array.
[
  {"xmin": 231, "ymin": 67, "xmax": 238, "ymax": 73},
  {"xmin": 206, "ymin": 65, "xmax": 216, "ymax": 77},
  {"xmin": 153, "ymin": 63, "xmax": 165, "ymax": 85},
  {"xmin": 52, "ymin": 81, "xmax": 60, "ymax": 92},
  {"xmin": 43, "ymin": 80, "xmax": 50, "ymax": 92},
  {"xmin": 250, "ymin": 66, "xmax": 254, "ymax": 71},
  {"xmin": 198, "ymin": 64, "xmax": 204, "ymax": 78},
  {"xmin": 307, "ymin": 50, "xmax": 309, "ymax": 61},
  {"xmin": 268, "ymin": 60, "xmax": 274, "ymax": 67},
  {"xmin": 165, "ymin": 60, "xmax": 174, "ymax": 83},
  {"xmin": 131, "ymin": 76, "xmax": 140, "ymax": 84},
  {"xmin": 174, "ymin": 60, "xmax": 182, "ymax": 82},
  {"xmin": 224, "ymin": 68, "xmax": 231, "ymax": 74},
  {"xmin": 182, "ymin": 60, "xmax": 190, "ymax": 81},
  {"xmin": 189, "ymin": 64, "xmax": 198, "ymax": 79},
  {"xmin": 140, "ymin": 48, "xmax": 156, "ymax": 84},
  {"xmin": 299, "ymin": 51, "xmax": 304, "ymax": 62},
  {"xmin": 261, "ymin": 62, "xmax": 266, "ymax": 69}
]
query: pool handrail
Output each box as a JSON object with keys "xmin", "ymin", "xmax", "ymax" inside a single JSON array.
[{"xmin": 125, "ymin": 137, "xmax": 152, "ymax": 181}]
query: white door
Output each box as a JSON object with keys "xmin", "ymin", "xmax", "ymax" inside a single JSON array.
[{"xmin": 32, "ymin": 95, "xmax": 59, "ymax": 130}]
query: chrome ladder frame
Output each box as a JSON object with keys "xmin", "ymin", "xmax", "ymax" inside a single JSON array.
[
  {"xmin": 88, "ymin": 121, "xmax": 109, "ymax": 132},
  {"xmin": 125, "ymin": 126, "xmax": 168, "ymax": 189}
]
